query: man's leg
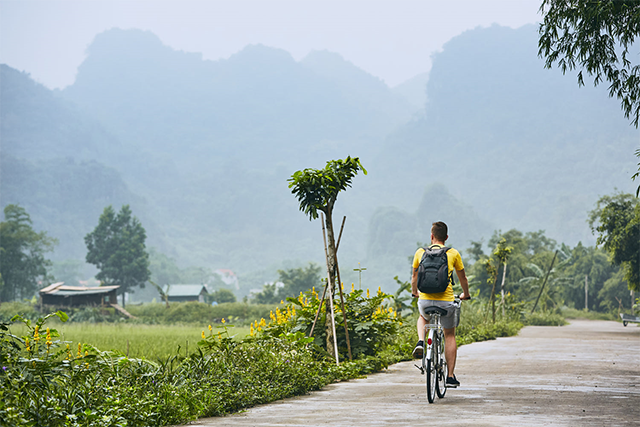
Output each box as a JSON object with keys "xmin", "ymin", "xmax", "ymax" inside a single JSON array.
[
  {"xmin": 412, "ymin": 315, "xmax": 427, "ymax": 358},
  {"xmin": 417, "ymin": 315, "xmax": 427, "ymax": 341},
  {"xmin": 443, "ymin": 327, "xmax": 457, "ymax": 378}
]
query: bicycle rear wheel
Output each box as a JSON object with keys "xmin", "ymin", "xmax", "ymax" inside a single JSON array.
[
  {"xmin": 426, "ymin": 357, "xmax": 437, "ymax": 403},
  {"xmin": 436, "ymin": 334, "xmax": 447, "ymax": 398}
]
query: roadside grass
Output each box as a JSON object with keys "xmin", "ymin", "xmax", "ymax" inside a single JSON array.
[
  {"xmin": 561, "ymin": 307, "xmax": 618, "ymax": 321},
  {"xmin": 0, "ymin": 301, "xmax": 279, "ymax": 326},
  {"xmin": 524, "ymin": 311, "xmax": 567, "ymax": 326}
]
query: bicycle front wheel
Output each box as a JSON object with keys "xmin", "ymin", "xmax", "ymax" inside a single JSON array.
[
  {"xmin": 426, "ymin": 356, "xmax": 437, "ymax": 403},
  {"xmin": 436, "ymin": 334, "xmax": 447, "ymax": 398}
]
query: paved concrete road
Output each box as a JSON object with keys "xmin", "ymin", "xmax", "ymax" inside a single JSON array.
[{"xmin": 190, "ymin": 320, "xmax": 639, "ymax": 427}]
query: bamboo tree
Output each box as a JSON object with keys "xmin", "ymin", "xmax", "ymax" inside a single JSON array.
[
  {"xmin": 493, "ymin": 238, "xmax": 512, "ymax": 318},
  {"xmin": 482, "ymin": 258, "xmax": 499, "ymax": 323}
]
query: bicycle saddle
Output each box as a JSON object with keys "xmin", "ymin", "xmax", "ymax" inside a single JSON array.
[{"xmin": 423, "ymin": 306, "xmax": 448, "ymax": 316}]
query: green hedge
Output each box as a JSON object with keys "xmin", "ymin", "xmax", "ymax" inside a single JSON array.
[
  {"xmin": 524, "ymin": 311, "xmax": 567, "ymax": 326},
  {"xmin": 126, "ymin": 302, "xmax": 275, "ymax": 325}
]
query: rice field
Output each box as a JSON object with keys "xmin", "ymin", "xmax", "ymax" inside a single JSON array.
[{"xmin": 9, "ymin": 322, "xmax": 251, "ymax": 360}]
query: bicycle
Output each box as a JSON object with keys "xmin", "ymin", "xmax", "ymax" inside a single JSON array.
[{"xmin": 415, "ymin": 296, "xmax": 463, "ymax": 403}]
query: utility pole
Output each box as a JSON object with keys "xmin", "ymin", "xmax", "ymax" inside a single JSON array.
[
  {"xmin": 585, "ymin": 275, "xmax": 588, "ymax": 311},
  {"xmin": 632, "ymin": 290, "xmax": 635, "ymax": 316},
  {"xmin": 353, "ymin": 262, "xmax": 366, "ymax": 290},
  {"xmin": 500, "ymin": 262, "xmax": 507, "ymax": 317}
]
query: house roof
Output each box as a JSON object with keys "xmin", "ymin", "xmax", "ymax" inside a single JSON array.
[
  {"xmin": 39, "ymin": 282, "xmax": 119, "ymax": 296},
  {"xmin": 163, "ymin": 284, "xmax": 208, "ymax": 297}
]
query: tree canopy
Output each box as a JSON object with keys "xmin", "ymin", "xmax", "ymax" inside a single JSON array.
[
  {"xmin": 538, "ymin": 0, "xmax": 640, "ymax": 127},
  {"xmin": 588, "ymin": 192, "xmax": 640, "ymax": 291},
  {"xmin": 288, "ymin": 156, "xmax": 367, "ymax": 221},
  {"xmin": 0, "ymin": 205, "xmax": 56, "ymax": 302},
  {"xmin": 85, "ymin": 205, "xmax": 150, "ymax": 306},
  {"xmin": 252, "ymin": 263, "xmax": 322, "ymax": 304},
  {"xmin": 539, "ymin": 0, "xmax": 640, "ymax": 196},
  {"xmin": 466, "ymin": 229, "xmax": 630, "ymax": 312}
]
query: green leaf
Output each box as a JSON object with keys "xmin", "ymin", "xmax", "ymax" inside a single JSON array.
[{"xmin": 56, "ymin": 311, "xmax": 69, "ymax": 322}]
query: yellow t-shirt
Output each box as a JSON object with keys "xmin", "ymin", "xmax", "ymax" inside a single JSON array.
[{"xmin": 413, "ymin": 244, "xmax": 464, "ymax": 302}]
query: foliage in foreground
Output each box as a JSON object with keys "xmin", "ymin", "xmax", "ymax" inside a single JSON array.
[
  {"xmin": 0, "ymin": 313, "xmax": 357, "ymax": 427},
  {"xmin": 1, "ymin": 288, "xmax": 527, "ymax": 427}
]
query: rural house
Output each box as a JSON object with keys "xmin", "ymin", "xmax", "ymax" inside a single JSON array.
[
  {"xmin": 163, "ymin": 284, "xmax": 208, "ymax": 303},
  {"xmin": 39, "ymin": 282, "xmax": 119, "ymax": 307}
]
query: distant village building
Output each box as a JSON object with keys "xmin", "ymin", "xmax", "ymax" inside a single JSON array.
[
  {"xmin": 163, "ymin": 284, "xmax": 208, "ymax": 303},
  {"xmin": 214, "ymin": 269, "xmax": 239, "ymax": 290},
  {"xmin": 39, "ymin": 282, "xmax": 119, "ymax": 307}
]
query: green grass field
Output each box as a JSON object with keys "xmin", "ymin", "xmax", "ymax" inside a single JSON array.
[{"xmin": 9, "ymin": 322, "xmax": 251, "ymax": 361}]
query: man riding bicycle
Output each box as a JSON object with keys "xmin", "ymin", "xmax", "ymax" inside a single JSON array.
[{"xmin": 411, "ymin": 221, "xmax": 470, "ymax": 388}]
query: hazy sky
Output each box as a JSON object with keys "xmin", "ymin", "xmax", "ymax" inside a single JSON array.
[{"xmin": 1, "ymin": 0, "xmax": 542, "ymax": 89}]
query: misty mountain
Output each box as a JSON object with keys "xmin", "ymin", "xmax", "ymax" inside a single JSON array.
[
  {"xmin": 62, "ymin": 29, "xmax": 415, "ymax": 176},
  {"xmin": 365, "ymin": 185, "xmax": 492, "ymax": 283},
  {"xmin": 0, "ymin": 154, "xmax": 154, "ymax": 260},
  {"xmin": 55, "ymin": 28, "xmax": 424, "ymax": 284},
  {"xmin": 0, "ymin": 65, "xmax": 129, "ymax": 164},
  {"xmin": 391, "ymin": 71, "xmax": 429, "ymax": 111},
  {"xmin": 2, "ymin": 29, "xmax": 422, "ymax": 289},
  {"xmin": 371, "ymin": 24, "xmax": 638, "ymax": 248},
  {"xmin": 2, "ymin": 24, "xmax": 637, "ymax": 294}
]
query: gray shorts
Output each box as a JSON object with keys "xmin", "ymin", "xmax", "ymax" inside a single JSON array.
[{"xmin": 418, "ymin": 299, "xmax": 460, "ymax": 329}]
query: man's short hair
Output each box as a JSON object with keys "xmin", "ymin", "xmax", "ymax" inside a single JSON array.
[{"xmin": 431, "ymin": 221, "xmax": 448, "ymax": 242}]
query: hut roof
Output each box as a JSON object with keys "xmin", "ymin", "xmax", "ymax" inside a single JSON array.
[
  {"xmin": 164, "ymin": 284, "xmax": 208, "ymax": 297},
  {"xmin": 39, "ymin": 282, "xmax": 120, "ymax": 296}
]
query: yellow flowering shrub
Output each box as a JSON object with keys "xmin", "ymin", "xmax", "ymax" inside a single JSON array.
[{"xmin": 251, "ymin": 286, "xmax": 401, "ymax": 359}]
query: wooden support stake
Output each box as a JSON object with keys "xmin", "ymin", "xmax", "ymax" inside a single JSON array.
[
  {"xmin": 326, "ymin": 282, "xmax": 340, "ymax": 365},
  {"xmin": 322, "ymin": 216, "xmax": 353, "ymax": 360},
  {"xmin": 335, "ymin": 216, "xmax": 346, "ymax": 252},
  {"xmin": 332, "ymin": 216, "xmax": 352, "ymax": 361},
  {"xmin": 308, "ymin": 279, "xmax": 328, "ymax": 339},
  {"xmin": 334, "ymin": 262, "xmax": 353, "ymax": 361}
]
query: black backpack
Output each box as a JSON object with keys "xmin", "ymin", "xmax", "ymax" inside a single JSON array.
[{"xmin": 417, "ymin": 246, "xmax": 451, "ymax": 294}]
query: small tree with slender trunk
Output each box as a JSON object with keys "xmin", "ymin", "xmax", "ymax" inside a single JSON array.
[{"xmin": 288, "ymin": 156, "xmax": 366, "ymax": 357}]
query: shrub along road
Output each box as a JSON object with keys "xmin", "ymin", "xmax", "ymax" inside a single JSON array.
[{"xmin": 190, "ymin": 320, "xmax": 639, "ymax": 426}]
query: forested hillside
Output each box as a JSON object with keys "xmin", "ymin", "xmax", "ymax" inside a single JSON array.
[{"xmin": 1, "ymin": 24, "xmax": 637, "ymax": 294}]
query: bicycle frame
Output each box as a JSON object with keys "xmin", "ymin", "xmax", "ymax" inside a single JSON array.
[{"xmin": 424, "ymin": 314, "xmax": 441, "ymax": 362}]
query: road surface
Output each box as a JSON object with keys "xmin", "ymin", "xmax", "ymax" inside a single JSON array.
[{"xmin": 189, "ymin": 320, "xmax": 639, "ymax": 426}]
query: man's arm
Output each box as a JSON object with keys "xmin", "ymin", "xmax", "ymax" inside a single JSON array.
[
  {"xmin": 411, "ymin": 267, "xmax": 419, "ymax": 298},
  {"xmin": 456, "ymin": 268, "xmax": 470, "ymax": 300}
]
